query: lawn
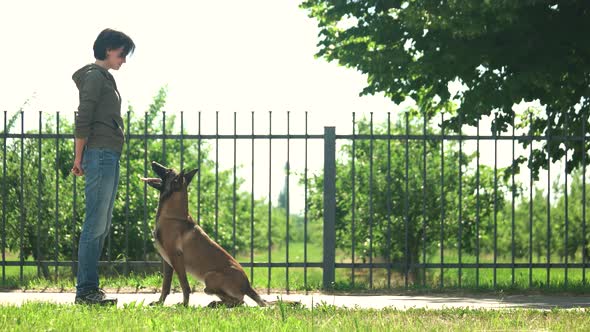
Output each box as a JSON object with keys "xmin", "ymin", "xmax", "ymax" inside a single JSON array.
[
  {"xmin": 3, "ymin": 244, "xmax": 590, "ymax": 331},
  {"xmin": 1, "ymin": 302, "xmax": 589, "ymax": 331},
  {"xmin": 4, "ymin": 243, "xmax": 590, "ymax": 294}
]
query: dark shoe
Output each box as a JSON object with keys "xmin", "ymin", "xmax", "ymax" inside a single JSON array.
[{"xmin": 75, "ymin": 288, "xmax": 117, "ymax": 306}]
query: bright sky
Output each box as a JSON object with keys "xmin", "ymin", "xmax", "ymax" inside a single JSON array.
[
  {"xmin": 0, "ymin": 0, "xmax": 397, "ymax": 125},
  {"xmin": 0, "ymin": 0, "xmax": 564, "ymax": 213},
  {"xmin": 0, "ymin": 0, "xmax": 403, "ymax": 212}
]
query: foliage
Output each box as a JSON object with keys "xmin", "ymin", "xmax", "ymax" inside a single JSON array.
[
  {"xmin": 0, "ymin": 88, "xmax": 305, "ymax": 276},
  {"xmin": 306, "ymin": 112, "xmax": 508, "ymax": 280},
  {"xmin": 300, "ymin": 0, "xmax": 590, "ymax": 178}
]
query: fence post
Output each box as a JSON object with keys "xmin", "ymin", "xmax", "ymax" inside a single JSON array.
[{"xmin": 323, "ymin": 126, "xmax": 336, "ymax": 290}]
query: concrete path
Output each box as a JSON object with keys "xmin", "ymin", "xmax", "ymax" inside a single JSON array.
[{"xmin": 1, "ymin": 291, "xmax": 590, "ymax": 310}]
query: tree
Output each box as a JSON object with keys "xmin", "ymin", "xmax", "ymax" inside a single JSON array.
[
  {"xmin": 1, "ymin": 111, "xmax": 77, "ymax": 278},
  {"xmin": 554, "ymin": 169, "xmax": 590, "ymax": 262},
  {"xmin": 1, "ymin": 88, "xmax": 293, "ymax": 278},
  {"xmin": 300, "ymin": 0, "xmax": 590, "ymax": 179},
  {"xmin": 277, "ymin": 162, "xmax": 289, "ymax": 210},
  {"xmin": 498, "ymin": 168, "xmax": 590, "ymax": 264},
  {"xmin": 306, "ymin": 113, "xmax": 508, "ymax": 283}
]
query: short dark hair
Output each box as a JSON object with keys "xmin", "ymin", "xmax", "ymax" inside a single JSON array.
[{"xmin": 93, "ymin": 28, "xmax": 135, "ymax": 60}]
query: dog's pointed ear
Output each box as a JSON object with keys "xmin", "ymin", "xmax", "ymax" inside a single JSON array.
[{"xmin": 184, "ymin": 168, "xmax": 198, "ymax": 186}]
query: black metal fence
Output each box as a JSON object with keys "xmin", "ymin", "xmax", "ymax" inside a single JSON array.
[{"xmin": 1, "ymin": 110, "xmax": 589, "ymax": 291}]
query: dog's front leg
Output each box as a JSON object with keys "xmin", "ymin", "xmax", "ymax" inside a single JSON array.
[
  {"xmin": 170, "ymin": 251, "xmax": 191, "ymax": 307},
  {"xmin": 150, "ymin": 260, "xmax": 173, "ymax": 306}
]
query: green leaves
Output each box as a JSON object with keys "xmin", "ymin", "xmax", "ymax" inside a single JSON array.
[
  {"xmin": 1, "ymin": 89, "xmax": 299, "ymax": 274},
  {"xmin": 307, "ymin": 114, "xmax": 508, "ymax": 274},
  {"xmin": 301, "ymin": 0, "xmax": 590, "ymax": 176}
]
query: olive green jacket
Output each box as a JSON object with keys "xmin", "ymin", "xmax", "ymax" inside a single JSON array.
[{"xmin": 73, "ymin": 64, "xmax": 124, "ymax": 153}]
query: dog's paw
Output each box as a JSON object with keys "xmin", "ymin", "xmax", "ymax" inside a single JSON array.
[
  {"xmin": 207, "ymin": 300, "xmax": 225, "ymax": 308},
  {"xmin": 149, "ymin": 300, "xmax": 163, "ymax": 306}
]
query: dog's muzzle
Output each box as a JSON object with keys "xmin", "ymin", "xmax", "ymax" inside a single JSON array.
[{"xmin": 151, "ymin": 161, "xmax": 168, "ymax": 178}]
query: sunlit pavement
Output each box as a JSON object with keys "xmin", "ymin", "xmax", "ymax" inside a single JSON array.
[{"xmin": 1, "ymin": 291, "xmax": 590, "ymax": 310}]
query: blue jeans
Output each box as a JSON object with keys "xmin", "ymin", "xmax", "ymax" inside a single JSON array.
[{"xmin": 76, "ymin": 147, "xmax": 120, "ymax": 296}]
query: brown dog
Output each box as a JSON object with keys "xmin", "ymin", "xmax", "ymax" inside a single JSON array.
[{"xmin": 141, "ymin": 161, "xmax": 266, "ymax": 307}]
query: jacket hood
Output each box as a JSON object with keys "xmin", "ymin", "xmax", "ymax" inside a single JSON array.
[{"xmin": 72, "ymin": 64, "xmax": 112, "ymax": 89}]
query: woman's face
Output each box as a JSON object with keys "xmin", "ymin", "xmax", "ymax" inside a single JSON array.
[{"xmin": 105, "ymin": 47, "xmax": 127, "ymax": 70}]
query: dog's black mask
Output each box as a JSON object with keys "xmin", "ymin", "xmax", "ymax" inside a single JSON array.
[{"xmin": 144, "ymin": 161, "xmax": 198, "ymax": 197}]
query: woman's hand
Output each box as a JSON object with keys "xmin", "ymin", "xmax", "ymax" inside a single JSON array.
[
  {"xmin": 71, "ymin": 158, "xmax": 84, "ymax": 176},
  {"xmin": 72, "ymin": 138, "xmax": 87, "ymax": 176}
]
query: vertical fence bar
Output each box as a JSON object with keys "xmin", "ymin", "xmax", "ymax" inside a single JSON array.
[
  {"xmin": 493, "ymin": 114, "xmax": 498, "ymax": 288},
  {"xmin": 143, "ymin": 112, "xmax": 148, "ymax": 261},
  {"xmin": 250, "ymin": 112, "xmax": 254, "ymax": 282},
  {"xmin": 422, "ymin": 113, "xmax": 427, "ymax": 286},
  {"xmin": 162, "ymin": 111, "xmax": 168, "ymax": 269},
  {"xmin": 583, "ymin": 110, "xmax": 587, "ymax": 285},
  {"xmin": 2, "ymin": 111, "xmax": 6, "ymax": 284},
  {"xmin": 476, "ymin": 120, "xmax": 480, "ymax": 288},
  {"xmin": 369, "ymin": 113, "xmax": 374, "ymax": 289},
  {"xmin": 547, "ymin": 116, "xmax": 551, "ymax": 287},
  {"xmin": 458, "ymin": 116, "xmax": 463, "ymax": 287},
  {"xmin": 125, "ymin": 111, "xmax": 130, "ymax": 274},
  {"xmin": 323, "ymin": 126, "xmax": 336, "ymax": 290},
  {"xmin": 511, "ymin": 117, "xmax": 516, "ymax": 286},
  {"xmin": 197, "ymin": 112, "xmax": 201, "ymax": 224},
  {"xmin": 20, "ymin": 111, "xmax": 24, "ymax": 282},
  {"xmin": 440, "ymin": 113, "xmax": 445, "ymax": 288},
  {"xmin": 286, "ymin": 111, "xmax": 290, "ymax": 294},
  {"xmin": 180, "ymin": 111, "xmax": 184, "ymax": 171},
  {"xmin": 351, "ymin": 112, "xmax": 356, "ymax": 287},
  {"xmin": 162, "ymin": 111, "xmax": 166, "ymax": 165},
  {"xmin": 72, "ymin": 111, "xmax": 77, "ymax": 276},
  {"xmin": 268, "ymin": 111, "xmax": 272, "ymax": 294},
  {"xmin": 529, "ymin": 113, "xmax": 534, "ymax": 288},
  {"xmin": 563, "ymin": 113, "xmax": 569, "ymax": 288},
  {"xmin": 38, "ymin": 112, "xmax": 43, "ymax": 278},
  {"xmin": 215, "ymin": 111, "xmax": 219, "ymax": 241},
  {"xmin": 404, "ymin": 112, "xmax": 409, "ymax": 288},
  {"xmin": 304, "ymin": 111, "xmax": 309, "ymax": 292},
  {"xmin": 55, "ymin": 112, "xmax": 60, "ymax": 279},
  {"xmin": 110, "ymin": 94, "xmax": 124, "ymax": 262},
  {"xmin": 233, "ymin": 112, "xmax": 237, "ymax": 258},
  {"xmin": 386, "ymin": 112, "xmax": 392, "ymax": 289}
]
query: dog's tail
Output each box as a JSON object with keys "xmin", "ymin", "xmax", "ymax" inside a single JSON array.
[
  {"xmin": 245, "ymin": 285, "xmax": 267, "ymax": 307},
  {"xmin": 245, "ymin": 285, "xmax": 302, "ymax": 308}
]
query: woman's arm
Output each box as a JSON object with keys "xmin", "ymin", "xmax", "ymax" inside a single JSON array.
[{"xmin": 71, "ymin": 137, "xmax": 87, "ymax": 176}]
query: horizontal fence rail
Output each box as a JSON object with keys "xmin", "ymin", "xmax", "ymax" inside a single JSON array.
[{"xmin": 1, "ymin": 110, "xmax": 589, "ymax": 291}]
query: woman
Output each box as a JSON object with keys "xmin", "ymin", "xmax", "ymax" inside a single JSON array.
[{"xmin": 71, "ymin": 28, "xmax": 135, "ymax": 305}]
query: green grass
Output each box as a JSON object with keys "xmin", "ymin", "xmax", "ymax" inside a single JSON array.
[
  {"xmin": 4, "ymin": 244, "xmax": 590, "ymax": 294},
  {"xmin": 332, "ymin": 249, "xmax": 590, "ymax": 292},
  {"xmin": 1, "ymin": 302, "xmax": 589, "ymax": 331},
  {"xmin": 0, "ymin": 243, "xmax": 325, "ymax": 292}
]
